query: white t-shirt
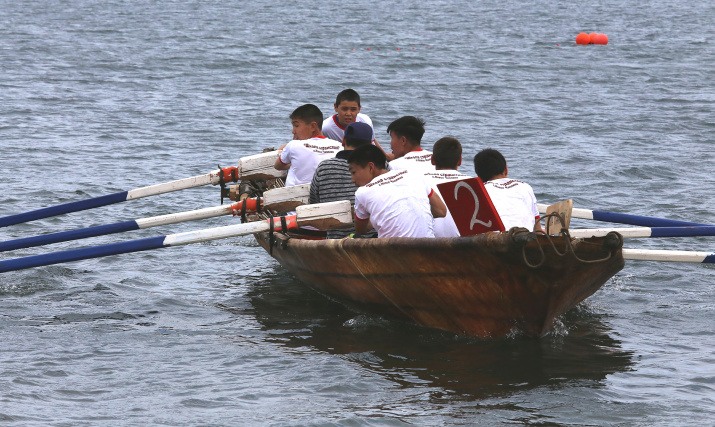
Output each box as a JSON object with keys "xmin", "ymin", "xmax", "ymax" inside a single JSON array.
[
  {"xmin": 321, "ymin": 113, "xmax": 375, "ymax": 142},
  {"xmin": 484, "ymin": 178, "xmax": 540, "ymax": 230},
  {"xmin": 354, "ymin": 169, "xmax": 435, "ymax": 238},
  {"xmin": 388, "ymin": 149, "xmax": 436, "ymax": 173},
  {"xmin": 424, "ymin": 170, "xmax": 471, "ymax": 237},
  {"xmin": 278, "ymin": 136, "xmax": 342, "ymax": 187}
]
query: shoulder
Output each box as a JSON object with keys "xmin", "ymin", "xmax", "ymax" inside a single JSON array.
[
  {"xmin": 322, "ymin": 115, "xmax": 337, "ymax": 127},
  {"xmin": 285, "ymin": 139, "xmax": 305, "ymax": 149},
  {"xmin": 357, "ymin": 113, "xmax": 373, "ymax": 127}
]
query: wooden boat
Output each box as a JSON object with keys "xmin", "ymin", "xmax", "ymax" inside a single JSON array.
[{"xmin": 253, "ymin": 228, "xmax": 625, "ymax": 338}]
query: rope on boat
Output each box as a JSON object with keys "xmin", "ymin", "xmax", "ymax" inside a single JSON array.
[{"xmin": 515, "ymin": 212, "xmax": 619, "ymax": 268}]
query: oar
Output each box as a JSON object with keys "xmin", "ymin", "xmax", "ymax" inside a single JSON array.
[
  {"xmin": 0, "ymin": 167, "xmax": 239, "ymax": 228},
  {"xmin": 0, "ymin": 151, "xmax": 292, "ymax": 228},
  {"xmin": 0, "ymin": 200, "xmax": 352, "ymax": 273},
  {"xmin": 568, "ymin": 226, "xmax": 715, "ymax": 239},
  {"xmin": 0, "ymin": 184, "xmax": 311, "ymax": 252},
  {"xmin": 622, "ymin": 249, "xmax": 715, "ymax": 264},
  {"xmin": 537, "ymin": 204, "xmax": 709, "ymax": 227}
]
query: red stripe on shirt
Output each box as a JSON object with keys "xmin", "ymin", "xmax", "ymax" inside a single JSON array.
[{"xmin": 332, "ymin": 115, "xmax": 345, "ymax": 130}]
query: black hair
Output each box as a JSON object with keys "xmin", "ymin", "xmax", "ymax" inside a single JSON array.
[
  {"xmin": 344, "ymin": 136, "xmax": 372, "ymax": 149},
  {"xmin": 335, "ymin": 89, "xmax": 361, "ymax": 106},
  {"xmin": 347, "ymin": 144, "xmax": 388, "ymax": 170},
  {"xmin": 473, "ymin": 148, "xmax": 507, "ymax": 182},
  {"xmin": 386, "ymin": 116, "xmax": 425, "ymax": 146},
  {"xmin": 432, "ymin": 137, "xmax": 462, "ymax": 169},
  {"xmin": 289, "ymin": 104, "xmax": 324, "ymax": 130}
]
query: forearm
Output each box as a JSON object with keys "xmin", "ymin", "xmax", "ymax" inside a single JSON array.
[
  {"xmin": 429, "ymin": 193, "xmax": 447, "ymax": 218},
  {"xmin": 274, "ymin": 154, "xmax": 290, "ymax": 171},
  {"xmin": 354, "ymin": 218, "xmax": 371, "ymax": 235}
]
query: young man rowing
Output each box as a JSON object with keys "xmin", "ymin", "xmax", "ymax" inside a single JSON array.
[
  {"xmin": 348, "ymin": 145, "xmax": 446, "ymax": 238},
  {"xmin": 473, "ymin": 148, "xmax": 542, "ymax": 232}
]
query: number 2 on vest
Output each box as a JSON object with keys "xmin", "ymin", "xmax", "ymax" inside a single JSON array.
[{"xmin": 454, "ymin": 182, "xmax": 492, "ymax": 230}]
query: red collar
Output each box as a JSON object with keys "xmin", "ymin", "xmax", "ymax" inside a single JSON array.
[{"xmin": 331, "ymin": 114, "xmax": 345, "ymax": 130}]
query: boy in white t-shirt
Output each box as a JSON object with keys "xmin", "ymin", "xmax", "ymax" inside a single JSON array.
[
  {"xmin": 386, "ymin": 116, "xmax": 435, "ymax": 173},
  {"xmin": 423, "ymin": 137, "xmax": 470, "ymax": 237},
  {"xmin": 473, "ymin": 148, "xmax": 542, "ymax": 232},
  {"xmin": 322, "ymin": 89, "xmax": 391, "ymax": 159},
  {"xmin": 274, "ymin": 104, "xmax": 342, "ymax": 187},
  {"xmin": 322, "ymin": 89, "xmax": 375, "ymax": 142},
  {"xmin": 348, "ymin": 145, "xmax": 446, "ymax": 238}
]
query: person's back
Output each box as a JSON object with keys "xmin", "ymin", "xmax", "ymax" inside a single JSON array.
[
  {"xmin": 309, "ymin": 122, "xmax": 373, "ymax": 238},
  {"xmin": 473, "ymin": 148, "xmax": 541, "ymax": 232},
  {"xmin": 423, "ymin": 137, "xmax": 470, "ymax": 237},
  {"xmin": 274, "ymin": 104, "xmax": 342, "ymax": 187},
  {"xmin": 349, "ymin": 145, "xmax": 447, "ymax": 238},
  {"xmin": 386, "ymin": 116, "xmax": 435, "ymax": 173}
]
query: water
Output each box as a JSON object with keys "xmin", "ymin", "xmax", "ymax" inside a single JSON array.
[{"xmin": 1, "ymin": 0, "xmax": 713, "ymax": 425}]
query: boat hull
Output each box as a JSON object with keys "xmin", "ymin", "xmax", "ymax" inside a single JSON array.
[{"xmin": 255, "ymin": 231, "xmax": 624, "ymax": 338}]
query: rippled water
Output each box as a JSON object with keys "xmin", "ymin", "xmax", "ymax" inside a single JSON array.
[{"xmin": 1, "ymin": 0, "xmax": 713, "ymax": 425}]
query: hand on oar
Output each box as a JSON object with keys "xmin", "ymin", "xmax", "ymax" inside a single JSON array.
[
  {"xmin": 0, "ymin": 200, "xmax": 352, "ymax": 273},
  {"xmin": 537, "ymin": 204, "xmax": 709, "ymax": 227},
  {"xmin": 0, "ymin": 184, "xmax": 311, "ymax": 253}
]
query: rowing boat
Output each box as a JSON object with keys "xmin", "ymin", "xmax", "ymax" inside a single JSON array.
[{"xmin": 253, "ymin": 228, "xmax": 625, "ymax": 338}]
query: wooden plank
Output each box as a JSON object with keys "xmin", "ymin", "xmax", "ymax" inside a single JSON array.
[{"xmin": 545, "ymin": 199, "xmax": 573, "ymax": 235}]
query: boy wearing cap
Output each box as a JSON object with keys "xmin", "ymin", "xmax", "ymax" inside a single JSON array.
[
  {"xmin": 348, "ymin": 145, "xmax": 447, "ymax": 238},
  {"xmin": 309, "ymin": 122, "xmax": 374, "ymax": 239},
  {"xmin": 274, "ymin": 104, "xmax": 342, "ymax": 187},
  {"xmin": 387, "ymin": 116, "xmax": 435, "ymax": 173},
  {"xmin": 423, "ymin": 137, "xmax": 471, "ymax": 237},
  {"xmin": 473, "ymin": 148, "xmax": 542, "ymax": 232}
]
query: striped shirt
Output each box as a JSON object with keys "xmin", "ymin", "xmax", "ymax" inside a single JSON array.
[{"xmin": 309, "ymin": 151, "xmax": 358, "ymax": 239}]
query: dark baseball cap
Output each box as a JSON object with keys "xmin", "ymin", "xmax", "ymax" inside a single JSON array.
[{"xmin": 344, "ymin": 122, "xmax": 373, "ymax": 143}]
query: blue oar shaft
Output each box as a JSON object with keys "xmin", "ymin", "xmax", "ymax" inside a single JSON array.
[
  {"xmin": 0, "ymin": 167, "xmax": 237, "ymax": 228},
  {"xmin": 537, "ymin": 204, "xmax": 709, "ymax": 227},
  {"xmin": 0, "ymin": 192, "xmax": 129, "ymax": 228},
  {"xmin": 0, "ymin": 221, "xmax": 139, "ymax": 252}
]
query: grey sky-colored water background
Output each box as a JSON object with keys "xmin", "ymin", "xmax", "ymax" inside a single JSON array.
[{"xmin": 1, "ymin": 0, "xmax": 713, "ymax": 425}]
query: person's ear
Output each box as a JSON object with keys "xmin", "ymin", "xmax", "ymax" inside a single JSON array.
[{"xmin": 457, "ymin": 156, "xmax": 462, "ymax": 167}]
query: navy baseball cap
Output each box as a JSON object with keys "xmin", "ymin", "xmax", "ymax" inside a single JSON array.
[{"xmin": 344, "ymin": 122, "xmax": 373, "ymax": 143}]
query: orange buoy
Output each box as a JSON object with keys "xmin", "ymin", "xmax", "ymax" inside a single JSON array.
[
  {"xmin": 576, "ymin": 33, "xmax": 590, "ymax": 45},
  {"xmin": 589, "ymin": 33, "xmax": 598, "ymax": 44},
  {"xmin": 593, "ymin": 33, "xmax": 609, "ymax": 45}
]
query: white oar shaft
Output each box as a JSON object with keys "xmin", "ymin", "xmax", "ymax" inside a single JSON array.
[
  {"xmin": 126, "ymin": 169, "xmax": 225, "ymax": 200},
  {"xmin": 135, "ymin": 204, "xmax": 234, "ymax": 229},
  {"xmin": 622, "ymin": 249, "xmax": 715, "ymax": 263},
  {"xmin": 163, "ymin": 219, "xmax": 277, "ymax": 246}
]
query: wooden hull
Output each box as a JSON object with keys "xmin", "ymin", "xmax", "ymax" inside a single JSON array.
[{"xmin": 255, "ymin": 231, "xmax": 624, "ymax": 338}]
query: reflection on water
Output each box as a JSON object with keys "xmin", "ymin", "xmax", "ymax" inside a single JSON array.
[{"xmin": 237, "ymin": 268, "xmax": 634, "ymax": 399}]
